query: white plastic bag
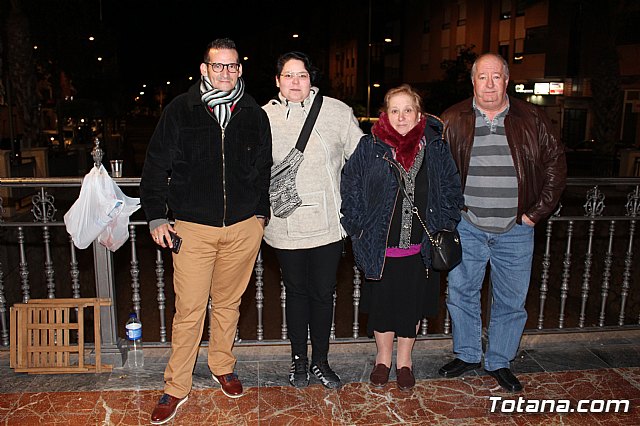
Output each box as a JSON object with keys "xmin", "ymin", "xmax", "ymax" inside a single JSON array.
[
  {"xmin": 97, "ymin": 181, "xmax": 140, "ymax": 251},
  {"xmin": 64, "ymin": 165, "xmax": 140, "ymax": 251}
]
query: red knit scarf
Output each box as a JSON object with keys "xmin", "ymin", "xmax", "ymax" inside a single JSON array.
[{"xmin": 372, "ymin": 112, "xmax": 427, "ymax": 171}]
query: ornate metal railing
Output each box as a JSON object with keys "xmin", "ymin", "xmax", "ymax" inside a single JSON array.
[
  {"xmin": 536, "ymin": 178, "xmax": 640, "ymax": 330},
  {"xmin": 0, "ymin": 168, "xmax": 639, "ymax": 365}
]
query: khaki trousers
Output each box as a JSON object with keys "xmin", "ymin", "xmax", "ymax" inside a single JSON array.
[{"xmin": 164, "ymin": 217, "xmax": 263, "ymax": 398}]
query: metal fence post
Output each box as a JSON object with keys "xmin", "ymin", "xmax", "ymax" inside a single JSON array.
[{"xmin": 92, "ymin": 241, "xmax": 125, "ymax": 366}]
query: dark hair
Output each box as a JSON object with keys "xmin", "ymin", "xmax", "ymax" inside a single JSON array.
[
  {"xmin": 275, "ymin": 51, "xmax": 319, "ymax": 84},
  {"xmin": 204, "ymin": 38, "xmax": 238, "ymax": 62}
]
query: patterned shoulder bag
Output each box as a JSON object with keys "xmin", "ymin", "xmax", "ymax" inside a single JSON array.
[{"xmin": 269, "ymin": 94, "xmax": 323, "ymax": 218}]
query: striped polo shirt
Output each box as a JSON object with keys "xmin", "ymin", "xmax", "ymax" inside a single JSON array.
[{"xmin": 462, "ymin": 99, "xmax": 518, "ymax": 233}]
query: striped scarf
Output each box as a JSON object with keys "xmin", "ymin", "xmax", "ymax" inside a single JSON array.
[{"xmin": 200, "ymin": 76, "xmax": 245, "ymax": 128}]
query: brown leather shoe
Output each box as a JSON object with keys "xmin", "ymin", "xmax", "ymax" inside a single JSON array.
[
  {"xmin": 396, "ymin": 367, "xmax": 415, "ymax": 391},
  {"xmin": 150, "ymin": 393, "xmax": 188, "ymax": 425},
  {"xmin": 370, "ymin": 363, "xmax": 391, "ymax": 387},
  {"xmin": 212, "ymin": 372, "xmax": 244, "ymax": 398}
]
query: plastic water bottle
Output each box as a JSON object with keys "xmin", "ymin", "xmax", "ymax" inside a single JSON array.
[{"xmin": 125, "ymin": 313, "xmax": 144, "ymax": 368}]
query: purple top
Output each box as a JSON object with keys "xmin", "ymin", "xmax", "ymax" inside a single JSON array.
[{"xmin": 386, "ymin": 244, "xmax": 421, "ymax": 258}]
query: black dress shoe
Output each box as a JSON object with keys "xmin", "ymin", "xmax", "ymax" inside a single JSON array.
[
  {"xmin": 438, "ymin": 358, "xmax": 481, "ymax": 377},
  {"xmin": 485, "ymin": 368, "xmax": 523, "ymax": 392}
]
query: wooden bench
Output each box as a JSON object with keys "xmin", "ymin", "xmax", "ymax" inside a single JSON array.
[{"xmin": 10, "ymin": 298, "xmax": 112, "ymax": 374}]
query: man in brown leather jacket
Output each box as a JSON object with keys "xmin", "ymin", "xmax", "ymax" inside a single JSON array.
[{"xmin": 437, "ymin": 53, "xmax": 566, "ymax": 392}]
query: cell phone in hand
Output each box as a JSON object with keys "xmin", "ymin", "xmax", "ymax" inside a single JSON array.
[{"xmin": 164, "ymin": 233, "xmax": 182, "ymax": 254}]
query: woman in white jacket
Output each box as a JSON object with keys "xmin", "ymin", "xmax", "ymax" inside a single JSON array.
[{"xmin": 262, "ymin": 51, "xmax": 363, "ymax": 389}]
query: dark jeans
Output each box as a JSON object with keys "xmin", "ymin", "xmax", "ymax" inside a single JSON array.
[{"xmin": 274, "ymin": 240, "xmax": 343, "ymax": 363}]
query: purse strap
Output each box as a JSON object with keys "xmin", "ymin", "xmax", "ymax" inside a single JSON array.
[{"xmin": 295, "ymin": 94, "xmax": 324, "ymax": 152}]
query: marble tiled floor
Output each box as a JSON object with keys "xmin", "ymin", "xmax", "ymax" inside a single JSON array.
[{"xmin": 1, "ymin": 332, "xmax": 639, "ymax": 425}]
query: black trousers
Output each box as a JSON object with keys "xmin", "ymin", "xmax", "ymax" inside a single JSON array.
[{"xmin": 274, "ymin": 240, "xmax": 343, "ymax": 362}]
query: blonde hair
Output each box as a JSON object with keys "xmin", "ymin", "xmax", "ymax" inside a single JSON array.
[{"xmin": 382, "ymin": 84, "xmax": 424, "ymax": 114}]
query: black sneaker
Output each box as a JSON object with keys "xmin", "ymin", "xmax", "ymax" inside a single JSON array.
[
  {"xmin": 289, "ymin": 355, "xmax": 309, "ymax": 388},
  {"xmin": 310, "ymin": 360, "xmax": 342, "ymax": 389}
]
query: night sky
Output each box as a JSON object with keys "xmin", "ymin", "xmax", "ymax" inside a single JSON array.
[
  {"xmin": 8, "ymin": 0, "xmax": 343, "ymax": 105},
  {"xmin": 109, "ymin": 1, "xmax": 283, "ymax": 86}
]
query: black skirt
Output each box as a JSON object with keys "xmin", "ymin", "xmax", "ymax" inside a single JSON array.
[{"xmin": 361, "ymin": 254, "xmax": 440, "ymax": 338}]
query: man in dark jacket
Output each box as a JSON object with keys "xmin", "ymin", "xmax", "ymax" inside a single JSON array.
[
  {"xmin": 141, "ymin": 38, "xmax": 271, "ymax": 424},
  {"xmin": 437, "ymin": 53, "xmax": 566, "ymax": 392}
]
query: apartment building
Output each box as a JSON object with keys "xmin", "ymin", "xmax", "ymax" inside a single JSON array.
[{"xmin": 327, "ymin": 0, "xmax": 639, "ymax": 150}]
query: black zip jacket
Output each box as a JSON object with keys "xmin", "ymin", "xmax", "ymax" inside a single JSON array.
[{"xmin": 140, "ymin": 83, "xmax": 272, "ymax": 227}]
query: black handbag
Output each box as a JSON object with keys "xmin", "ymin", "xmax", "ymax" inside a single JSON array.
[
  {"xmin": 269, "ymin": 93, "xmax": 323, "ymax": 218},
  {"xmin": 427, "ymin": 227, "xmax": 462, "ymax": 272},
  {"xmin": 393, "ymin": 159, "xmax": 462, "ymax": 272}
]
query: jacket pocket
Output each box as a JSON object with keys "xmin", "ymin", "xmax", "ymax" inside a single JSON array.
[
  {"xmin": 286, "ymin": 191, "xmax": 330, "ymax": 238},
  {"xmin": 229, "ymin": 128, "xmax": 260, "ymax": 165}
]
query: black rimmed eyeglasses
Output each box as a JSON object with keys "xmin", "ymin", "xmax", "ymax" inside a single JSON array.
[{"xmin": 205, "ymin": 62, "xmax": 240, "ymax": 73}]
